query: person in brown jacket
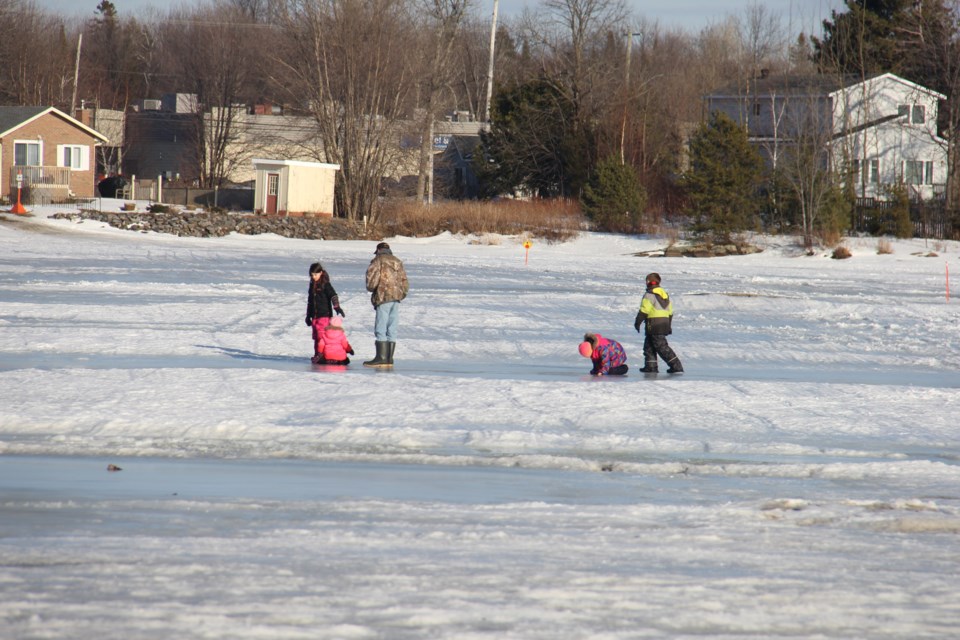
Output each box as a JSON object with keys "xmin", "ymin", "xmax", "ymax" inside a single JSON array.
[{"xmin": 363, "ymin": 242, "xmax": 409, "ymax": 367}]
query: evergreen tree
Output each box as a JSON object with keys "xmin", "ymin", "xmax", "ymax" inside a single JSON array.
[
  {"xmin": 812, "ymin": 0, "xmax": 916, "ymax": 75},
  {"xmin": 683, "ymin": 112, "xmax": 764, "ymax": 242},
  {"xmin": 581, "ymin": 156, "xmax": 646, "ymax": 232},
  {"xmin": 474, "ymin": 79, "xmax": 592, "ymax": 198}
]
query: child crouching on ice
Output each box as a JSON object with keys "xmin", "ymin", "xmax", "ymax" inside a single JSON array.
[
  {"xmin": 313, "ymin": 316, "xmax": 355, "ymax": 365},
  {"xmin": 578, "ymin": 333, "xmax": 628, "ymax": 376}
]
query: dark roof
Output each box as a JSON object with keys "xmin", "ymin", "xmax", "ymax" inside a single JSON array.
[
  {"xmin": 708, "ymin": 73, "xmax": 873, "ymax": 98},
  {"xmin": 0, "ymin": 106, "xmax": 50, "ymax": 134}
]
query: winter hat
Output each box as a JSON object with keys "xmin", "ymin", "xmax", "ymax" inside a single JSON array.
[
  {"xmin": 309, "ymin": 262, "xmax": 324, "ymax": 274},
  {"xmin": 645, "ymin": 272, "xmax": 661, "ymax": 286},
  {"xmin": 375, "ymin": 242, "xmax": 391, "ymax": 255},
  {"xmin": 329, "ymin": 316, "xmax": 343, "ymax": 327},
  {"xmin": 578, "ymin": 341, "xmax": 594, "ymax": 358}
]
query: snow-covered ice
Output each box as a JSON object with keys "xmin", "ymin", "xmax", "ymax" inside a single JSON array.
[{"xmin": 1, "ymin": 203, "xmax": 959, "ymax": 639}]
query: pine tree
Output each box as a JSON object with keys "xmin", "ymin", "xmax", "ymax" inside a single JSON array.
[
  {"xmin": 813, "ymin": 0, "xmax": 918, "ymax": 75},
  {"xmin": 581, "ymin": 156, "xmax": 646, "ymax": 232},
  {"xmin": 474, "ymin": 79, "xmax": 592, "ymax": 199},
  {"xmin": 683, "ymin": 112, "xmax": 763, "ymax": 243}
]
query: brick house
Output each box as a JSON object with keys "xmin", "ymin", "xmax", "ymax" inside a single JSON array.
[{"xmin": 0, "ymin": 106, "xmax": 109, "ymax": 204}]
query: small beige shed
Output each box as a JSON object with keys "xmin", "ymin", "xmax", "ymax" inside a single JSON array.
[{"xmin": 252, "ymin": 158, "xmax": 339, "ymax": 217}]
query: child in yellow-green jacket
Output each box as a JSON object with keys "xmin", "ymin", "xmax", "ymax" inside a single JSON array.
[{"xmin": 634, "ymin": 272, "xmax": 684, "ymax": 374}]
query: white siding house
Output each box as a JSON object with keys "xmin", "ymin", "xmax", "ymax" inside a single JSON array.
[{"xmin": 704, "ymin": 72, "xmax": 948, "ymax": 202}]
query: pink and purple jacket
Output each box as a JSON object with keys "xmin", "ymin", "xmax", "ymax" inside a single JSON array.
[{"xmin": 590, "ymin": 334, "xmax": 627, "ymax": 375}]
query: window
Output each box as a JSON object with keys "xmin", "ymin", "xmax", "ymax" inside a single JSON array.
[
  {"xmin": 14, "ymin": 141, "xmax": 41, "ymax": 166},
  {"xmin": 853, "ymin": 158, "xmax": 880, "ymax": 184},
  {"xmin": 912, "ymin": 105, "xmax": 925, "ymax": 124},
  {"xmin": 924, "ymin": 161, "xmax": 934, "ymax": 185},
  {"xmin": 904, "ymin": 160, "xmax": 924, "ymax": 185},
  {"xmin": 898, "ymin": 104, "xmax": 926, "ymax": 124},
  {"xmin": 58, "ymin": 145, "xmax": 89, "ymax": 171}
]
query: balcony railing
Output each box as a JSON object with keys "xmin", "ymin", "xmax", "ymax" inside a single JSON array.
[
  {"xmin": 10, "ymin": 165, "xmax": 72, "ymax": 204},
  {"xmin": 11, "ymin": 165, "xmax": 71, "ymax": 188}
]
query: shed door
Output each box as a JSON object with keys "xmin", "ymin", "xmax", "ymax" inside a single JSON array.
[{"xmin": 266, "ymin": 173, "xmax": 279, "ymax": 214}]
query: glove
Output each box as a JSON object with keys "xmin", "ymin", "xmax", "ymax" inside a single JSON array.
[
  {"xmin": 347, "ymin": 347, "xmax": 355, "ymax": 355},
  {"xmin": 305, "ymin": 317, "xmax": 313, "ymax": 326},
  {"xmin": 335, "ymin": 307, "xmax": 345, "ymax": 317},
  {"xmin": 633, "ymin": 312, "xmax": 643, "ymax": 333}
]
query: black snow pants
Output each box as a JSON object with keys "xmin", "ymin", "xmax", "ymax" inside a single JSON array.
[{"xmin": 642, "ymin": 335, "xmax": 682, "ymax": 372}]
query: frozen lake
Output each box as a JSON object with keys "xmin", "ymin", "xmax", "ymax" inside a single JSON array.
[{"xmin": 2, "ymin": 209, "xmax": 959, "ymax": 638}]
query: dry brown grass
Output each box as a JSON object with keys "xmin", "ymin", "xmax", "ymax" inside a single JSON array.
[
  {"xmin": 876, "ymin": 238, "xmax": 894, "ymax": 255},
  {"xmin": 378, "ymin": 199, "xmax": 583, "ymax": 243},
  {"xmin": 831, "ymin": 245, "xmax": 852, "ymax": 259}
]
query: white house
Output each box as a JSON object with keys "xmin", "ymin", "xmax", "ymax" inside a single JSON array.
[{"xmin": 704, "ymin": 72, "xmax": 948, "ymax": 202}]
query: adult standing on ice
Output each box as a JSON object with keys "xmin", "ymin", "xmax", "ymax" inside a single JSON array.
[
  {"xmin": 306, "ymin": 262, "xmax": 345, "ymax": 364},
  {"xmin": 363, "ymin": 242, "xmax": 409, "ymax": 368},
  {"xmin": 634, "ymin": 272, "xmax": 684, "ymax": 374},
  {"xmin": 579, "ymin": 333, "xmax": 629, "ymax": 376}
]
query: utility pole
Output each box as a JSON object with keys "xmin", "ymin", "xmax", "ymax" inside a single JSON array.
[
  {"xmin": 620, "ymin": 32, "xmax": 640, "ymax": 165},
  {"xmin": 483, "ymin": 0, "xmax": 499, "ymax": 126},
  {"xmin": 71, "ymin": 33, "xmax": 83, "ymax": 116}
]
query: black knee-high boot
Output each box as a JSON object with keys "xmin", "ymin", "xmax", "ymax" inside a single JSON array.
[{"xmin": 363, "ymin": 341, "xmax": 390, "ymax": 367}]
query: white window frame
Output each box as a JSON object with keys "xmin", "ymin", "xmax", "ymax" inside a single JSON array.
[
  {"xmin": 13, "ymin": 140, "xmax": 42, "ymax": 166},
  {"xmin": 904, "ymin": 160, "xmax": 924, "ymax": 185},
  {"xmin": 58, "ymin": 144, "xmax": 90, "ymax": 171}
]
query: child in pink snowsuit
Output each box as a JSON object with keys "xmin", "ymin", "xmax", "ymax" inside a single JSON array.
[
  {"xmin": 314, "ymin": 316, "xmax": 354, "ymax": 365},
  {"xmin": 578, "ymin": 332, "xmax": 628, "ymax": 376}
]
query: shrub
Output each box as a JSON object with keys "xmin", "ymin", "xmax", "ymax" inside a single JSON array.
[
  {"xmin": 148, "ymin": 203, "xmax": 171, "ymax": 213},
  {"xmin": 377, "ymin": 198, "xmax": 582, "ymax": 243},
  {"xmin": 876, "ymin": 183, "xmax": 913, "ymax": 238},
  {"xmin": 831, "ymin": 245, "xmax": 852, "ymax": 259},
  {"xmin": 876, "ymin": 238, "xmax": 893, "ymax": 254},
  {"xmin": 581, "ymin": 156, "xmax": 646, "ymax": 232}
]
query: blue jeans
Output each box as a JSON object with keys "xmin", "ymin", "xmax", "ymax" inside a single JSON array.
[{"xmin": 374, "ymin": 301, "xmax": 399, "ymax": 342}]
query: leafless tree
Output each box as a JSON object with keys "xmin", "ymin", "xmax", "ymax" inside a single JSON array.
[
  {"xmin": 0, "ymin": 1, "xmax": 75, "ymax": 107},
  {"xmin": 276, "ymin": 0, "xmax": 416, "ymax": 221},
  {"xmin": 414, "ymin": 0, "xmax": 469, "ymax": 203},
  {"xmin": 521, "ymin": 0, "xmax": 627, "ymax": 133},
  {"xmin": 158, "ymin": 3, "xmax": 262, "ymax": 187},
  {"xmin": 736, "ymin": 1, "xmax": 787, "ymax": 77}
]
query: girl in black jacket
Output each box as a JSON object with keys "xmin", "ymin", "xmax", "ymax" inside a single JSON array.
[{"xmin": 306, "ymin": 262, "xmax": 345, "ymax": 362}]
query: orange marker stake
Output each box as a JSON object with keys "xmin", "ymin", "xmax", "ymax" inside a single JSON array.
[{"xmin": 523, "ymin": 240, "xmax": 532, "ymax": 265}]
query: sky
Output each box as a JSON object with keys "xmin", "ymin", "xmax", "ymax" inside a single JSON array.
[
  {"xmin": 1, "ymin": 201, "xmax": 959, "ymax": 638},
  {"xmin": 42, "ymin": 0, "xmax": 843, "ymax": 34}
]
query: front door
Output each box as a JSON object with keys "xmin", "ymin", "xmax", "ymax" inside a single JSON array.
[{"xmin": 266, "ymin": 173, "xmax": 279, "ymax": 214}]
